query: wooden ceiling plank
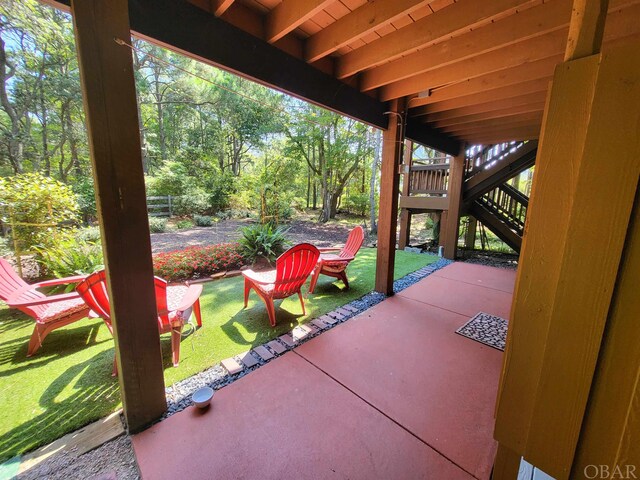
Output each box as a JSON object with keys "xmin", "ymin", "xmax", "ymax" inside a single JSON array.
[
  {"xmin": 305, "ymin": 0, "xmax": 431, "ymax": 62},
  {"xmin": 443, "ymin": 114, "xmax": 543, "ymax": 134},
  {"xmin": 380, "ymin": 1, "xmax": 640, "ymax": 101},
  {"xmin": 433, "ymin": 102, "xmax": 546, "ymax": 128},
  {"xmin": 409, "ymin": 58, "xmax": 559, "ymax": 108},
  {"xmin": 463, "ymin": 128, "xmax": 541, "ymax": 144},
  {"xmin": 266, "ymin": 0, "xmax": 335, "ymax": 43},
  {"xmin": 336, "ymin": 0, "xmax": 536, "ymax": 79},
  {"xmin": 212, "ymin": 0, "xmax": 235, "ymax": 16},
  {"xmin": 414, "ymin": 91, "xmax": 548, "ymax": 119},
  {"xmin": 361, "ymin": 0, "xmax": 571, "ymax": 91},
  {"xmin": 425, "ymin": 80, "xmax": 551, "ymax": 114},
  {"xmin": 380, "ymin": 28, "xmax": 569, "ymax": 101}
]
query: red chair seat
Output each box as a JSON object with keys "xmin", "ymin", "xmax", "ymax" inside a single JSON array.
[{"xmin": 38, "ymin": 298, "xmax": 88, "ymax": 323}]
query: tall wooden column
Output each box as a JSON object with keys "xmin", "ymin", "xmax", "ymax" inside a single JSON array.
[
  {"xmin": 494, "ymin": 1, "xmax": 640, "ymax": 478},
  {"xmin": 441, "ymin": 149, "xmax": 465, "ymax": 259},
  {"xmin": 398, "ymin": 140, "xmax": 413, "ymax": 250},
  {"xmin": 71, "ymin": 0, "xmax": 167, "ymax": 431},
  {"xmin": 375, "ymin": 98, "xmax": 406, "ymax": 295}
]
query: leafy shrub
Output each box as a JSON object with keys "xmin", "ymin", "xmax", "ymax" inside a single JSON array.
[
  {"xmin": 0, "ymin": 236, "xmax": 11, "ymax": 257},
  {"xmin": 73, "ymin": 178, "xmax": 97, "ymax": 224},
  {"xmin": 194, "ymin": 215, "xmax": 214, "ymax": 227},
  {"xmin": 173, "ymin": 188, "xmax": 210, "ymax": 216},
  {"xmin": 238, "ymin": 222, "xmax": 290, "ymax": 263},
  {"xmin": 153, "ymin": 243, "xmax": 245, "ymax": 281},
  {"xmin": 148, "ymin": 217, "xmax": 168, "ymax": 233},
  {"xmin": 176, "ymin": 219, "xmax": 194, "ymax": 230},
  {"xmin": 35, "ymin": 232, "xmax": 104, "ymax": 278},
  {"xmin": 145, "ymin": 161, "xmax": 190, "ymax": 197},
  {"xmin": 0, "ymin": 173, "xmax": 79, "ymax": 253},
  {"xmin": 77, "ymin": 226, "xmax": 101, "ymax": 243},
  {"xmin": 216, "ymin": 209, "xmax": 253, "ymax": 221},
  {"xmin": 342, "ymin": 193, "xmax": 369, "ymax": 216}
]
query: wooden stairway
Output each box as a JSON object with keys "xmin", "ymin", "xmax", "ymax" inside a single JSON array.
[{"xmin": 462, "ymin": 142, "xmax": 536, "ymax": 253}]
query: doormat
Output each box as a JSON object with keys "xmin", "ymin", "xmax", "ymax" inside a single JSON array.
[{"xmin": 456, "ymin": 312, "xmax": 508, "ymax": 351}]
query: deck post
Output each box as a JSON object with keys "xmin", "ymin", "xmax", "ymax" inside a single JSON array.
[
  {"xmin": 375, "ymin": 98, "xmax": 406, "ymax": 295},
  {"xmin": 398, "ymin": 140, "xmax": 413, "ymax": 250},
  {"xmin": 464, "ymin": 216, "xmax": 477, "ymax": 249},
  {"xmin": 71, "ymin": 0, "xmax": 167, "ymax": 431},
  {"xmin": 441, "ymin": 148, "xmax": 466, "ymax": 259},
  {"xmin": 494, "ymin": 2, "xmax": 640, "ymax": 477}
]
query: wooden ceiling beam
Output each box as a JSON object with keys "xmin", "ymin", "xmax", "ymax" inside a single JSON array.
[
  {"xmin": 305, "ymin": 0, "xmax": 432, "ymax": 63},
  {"xmin": 413, "ymin": 77, "xmax": 553, "ymax": 115},
  {"xmin": 265, "ymin": 0, "xmax": 335, "ymax": 44},
  {"xmin": 410, "ymin": 57, "xmax": 558, "ymax": 108},
  {"xmin": 430, "ymin": 102, "xmax": 546, "ymax": 128},
  {"xmin": 335, "ymin": 0, "xmax": 536, "ymax": 79},
  {"xmin": 361, "ymin": 0, "xmax": 571, "ymax": 91},
  {"xmin": 462, "ymin": 128, "xmax": 541, "ymax": 145},
  {"xmin": 380, "ymin": 28, "xmax": 568, "ymax": 101},
  {"xmin": 212, "ymin": 0, "xmax": 235, "ymax": 17},
  {"xmin": 443, "ymin": 114, "xmax": 543, "ymax": 134},
  {"xmin": 415, "ymin": 91, "xmax": 547, "ymax": 120},
  {"xmin": 100, "ymin": 0, "xmax": 388, "ymax": 128},
  {"xmin": 379, "ymin": 2, "xmax": 640, "ymax": 101}
]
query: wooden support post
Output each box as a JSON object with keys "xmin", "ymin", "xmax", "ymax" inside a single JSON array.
[
  {"xmin": 375, "ymin": 98, "xmax": 406, "ymax": 295},
  {"xmin": 494, "ymin": 33, "xmax": 640, "ymax": 480},
  {"xmin": 441, "ymin": 149, "xmax": 466, "ymax": 259},
  {"xmin": 398, "ymin": 140, "xmax": 413, "ymax": 250},
  {"xmin": 492, "ymin": 443, "xmax": 522, "ymax": 480},
  {"xmin": 572, "ymin": 189, "xmax": 640, "ymax": 475},
  {"xmin": 71, "ymin": 0, "xmax": 167, "ymax": 431},
  {"xmin": 564, "ymin": 0, "xmax": 610, "ymax": 61},
  {"xmin": 464, "ymin": 216, "xmax": 477, "ymax": 249}
]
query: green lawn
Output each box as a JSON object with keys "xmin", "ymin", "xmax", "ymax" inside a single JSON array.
[{"xmin": 0, "ymin": 248, "xmax": 437, "ymax": 461}]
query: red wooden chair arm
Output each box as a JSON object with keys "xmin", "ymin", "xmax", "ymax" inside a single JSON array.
[
  {"xmin": 33, "ymin": 275, "xmax": 87, "ymax": 289},
  {"xmin": 7, "ymin": 291, "xmax": 82, "ymax": 308},
  {"xmin": 318, "ymin": 247, "xmax": 341, "ymax": 252},
  {"xmin": 176, "ymin": 284, "xmax": 203, "ymax": 312},
  {"xmin": 242, "ymin": 270, "xmax": 275, "ymax": 285}
]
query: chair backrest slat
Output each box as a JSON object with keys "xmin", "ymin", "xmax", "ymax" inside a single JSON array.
[
  {"xmin": 340, "ymin": 226, "xmax": 365, "ymax": 259},
  {"xmin": 274, "ymin": 243, "xmax": 319, "ymax": 297},
  {"xmin": 0, "ymin": 258, "xmax": 30, "ymax": 301}
]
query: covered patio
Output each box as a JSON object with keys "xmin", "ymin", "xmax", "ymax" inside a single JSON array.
[
  {"xmin": 22, "ymin": 0, "xmax": 640, "ymax": 478},
  {"xmin": 132, "ymin": 262, "xmax": 514, "ymax": 480}
]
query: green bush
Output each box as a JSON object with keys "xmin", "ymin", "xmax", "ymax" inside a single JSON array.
[
  {"xmin": 194, "ymin": 215, "xmax": 214, "ymax": 227},
  {"xmin": 176, "ymin": 219, "xmax": 194, "ymax": 230},
  {"xmin": 0, "ymin": 236, "xmax": 11, "ymax": 257},
  {"xmin": 238, "ymin": 222, "xmax": 290, "ymax": 263},
  {"xmin": 76, "ymin": 226, "xmax": 101, "ymax": 243},
  {"xmin": 148, "ymin": 217, "xmax": 168, "ymax": 233},
  {"xmin": 173, "ymin": 188, "xmax": 210, "ymax": 216},
  {"xmin": 35, "ymin": 232, "xmax": 104, "ymax": 278},
  {"xmin": 342, "ymin": 193, "xmax": 369, "ymax": 216},
  {"xmin": 0, "ymin": 173, "xmax": 79, "ymax": 254},
  {"xmin": 73, "ymin": 178, "xmax": 97, "ymax": 224}
]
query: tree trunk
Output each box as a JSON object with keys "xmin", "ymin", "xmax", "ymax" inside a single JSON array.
[
  {"xmin": 369, "ymin": 129, "xmax": 381, "ymax": 234},
  {"xmin": 0, "ymin": 33, "xmax": 24, "ymax": 173}
]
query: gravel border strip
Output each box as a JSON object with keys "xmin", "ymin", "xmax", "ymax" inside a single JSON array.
[{"xmin": 163, "ymin": 257, "xmax": 453, "ymax": 417}]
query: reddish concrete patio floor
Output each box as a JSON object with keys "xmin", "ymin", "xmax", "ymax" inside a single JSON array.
[{"xmin": 132, "ymin": 263, "xmax": 514, "ymax": 480}]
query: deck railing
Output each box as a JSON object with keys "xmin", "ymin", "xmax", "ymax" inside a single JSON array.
[{"xmin": 476, "ymin": 183, "xmax": 528, "ymax": 235}]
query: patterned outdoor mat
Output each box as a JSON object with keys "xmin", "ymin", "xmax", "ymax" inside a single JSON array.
[{"xmin": 456, "ymin": 312, "xmax": 508, "ymax": 351}]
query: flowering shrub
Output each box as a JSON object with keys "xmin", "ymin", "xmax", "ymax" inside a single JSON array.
[{"xmin": 153, "ymin": 243, "xmax": 245, "ymax": 281}]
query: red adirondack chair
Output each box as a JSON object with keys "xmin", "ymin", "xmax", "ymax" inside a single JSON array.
[
  {"xmin": 309, "ymin": 226, "xmax": 365, "ymax": 294},
  {"xmin": 243, "ymin": 243, "xmax": 320, "ymax": 327},
  {"xmin": 0, "ymin": 258, "xmax": 91, "ymax": 356},
  {"xmin": 76, "ymin": 270, "xmax": 203, "ymax": 368}
]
